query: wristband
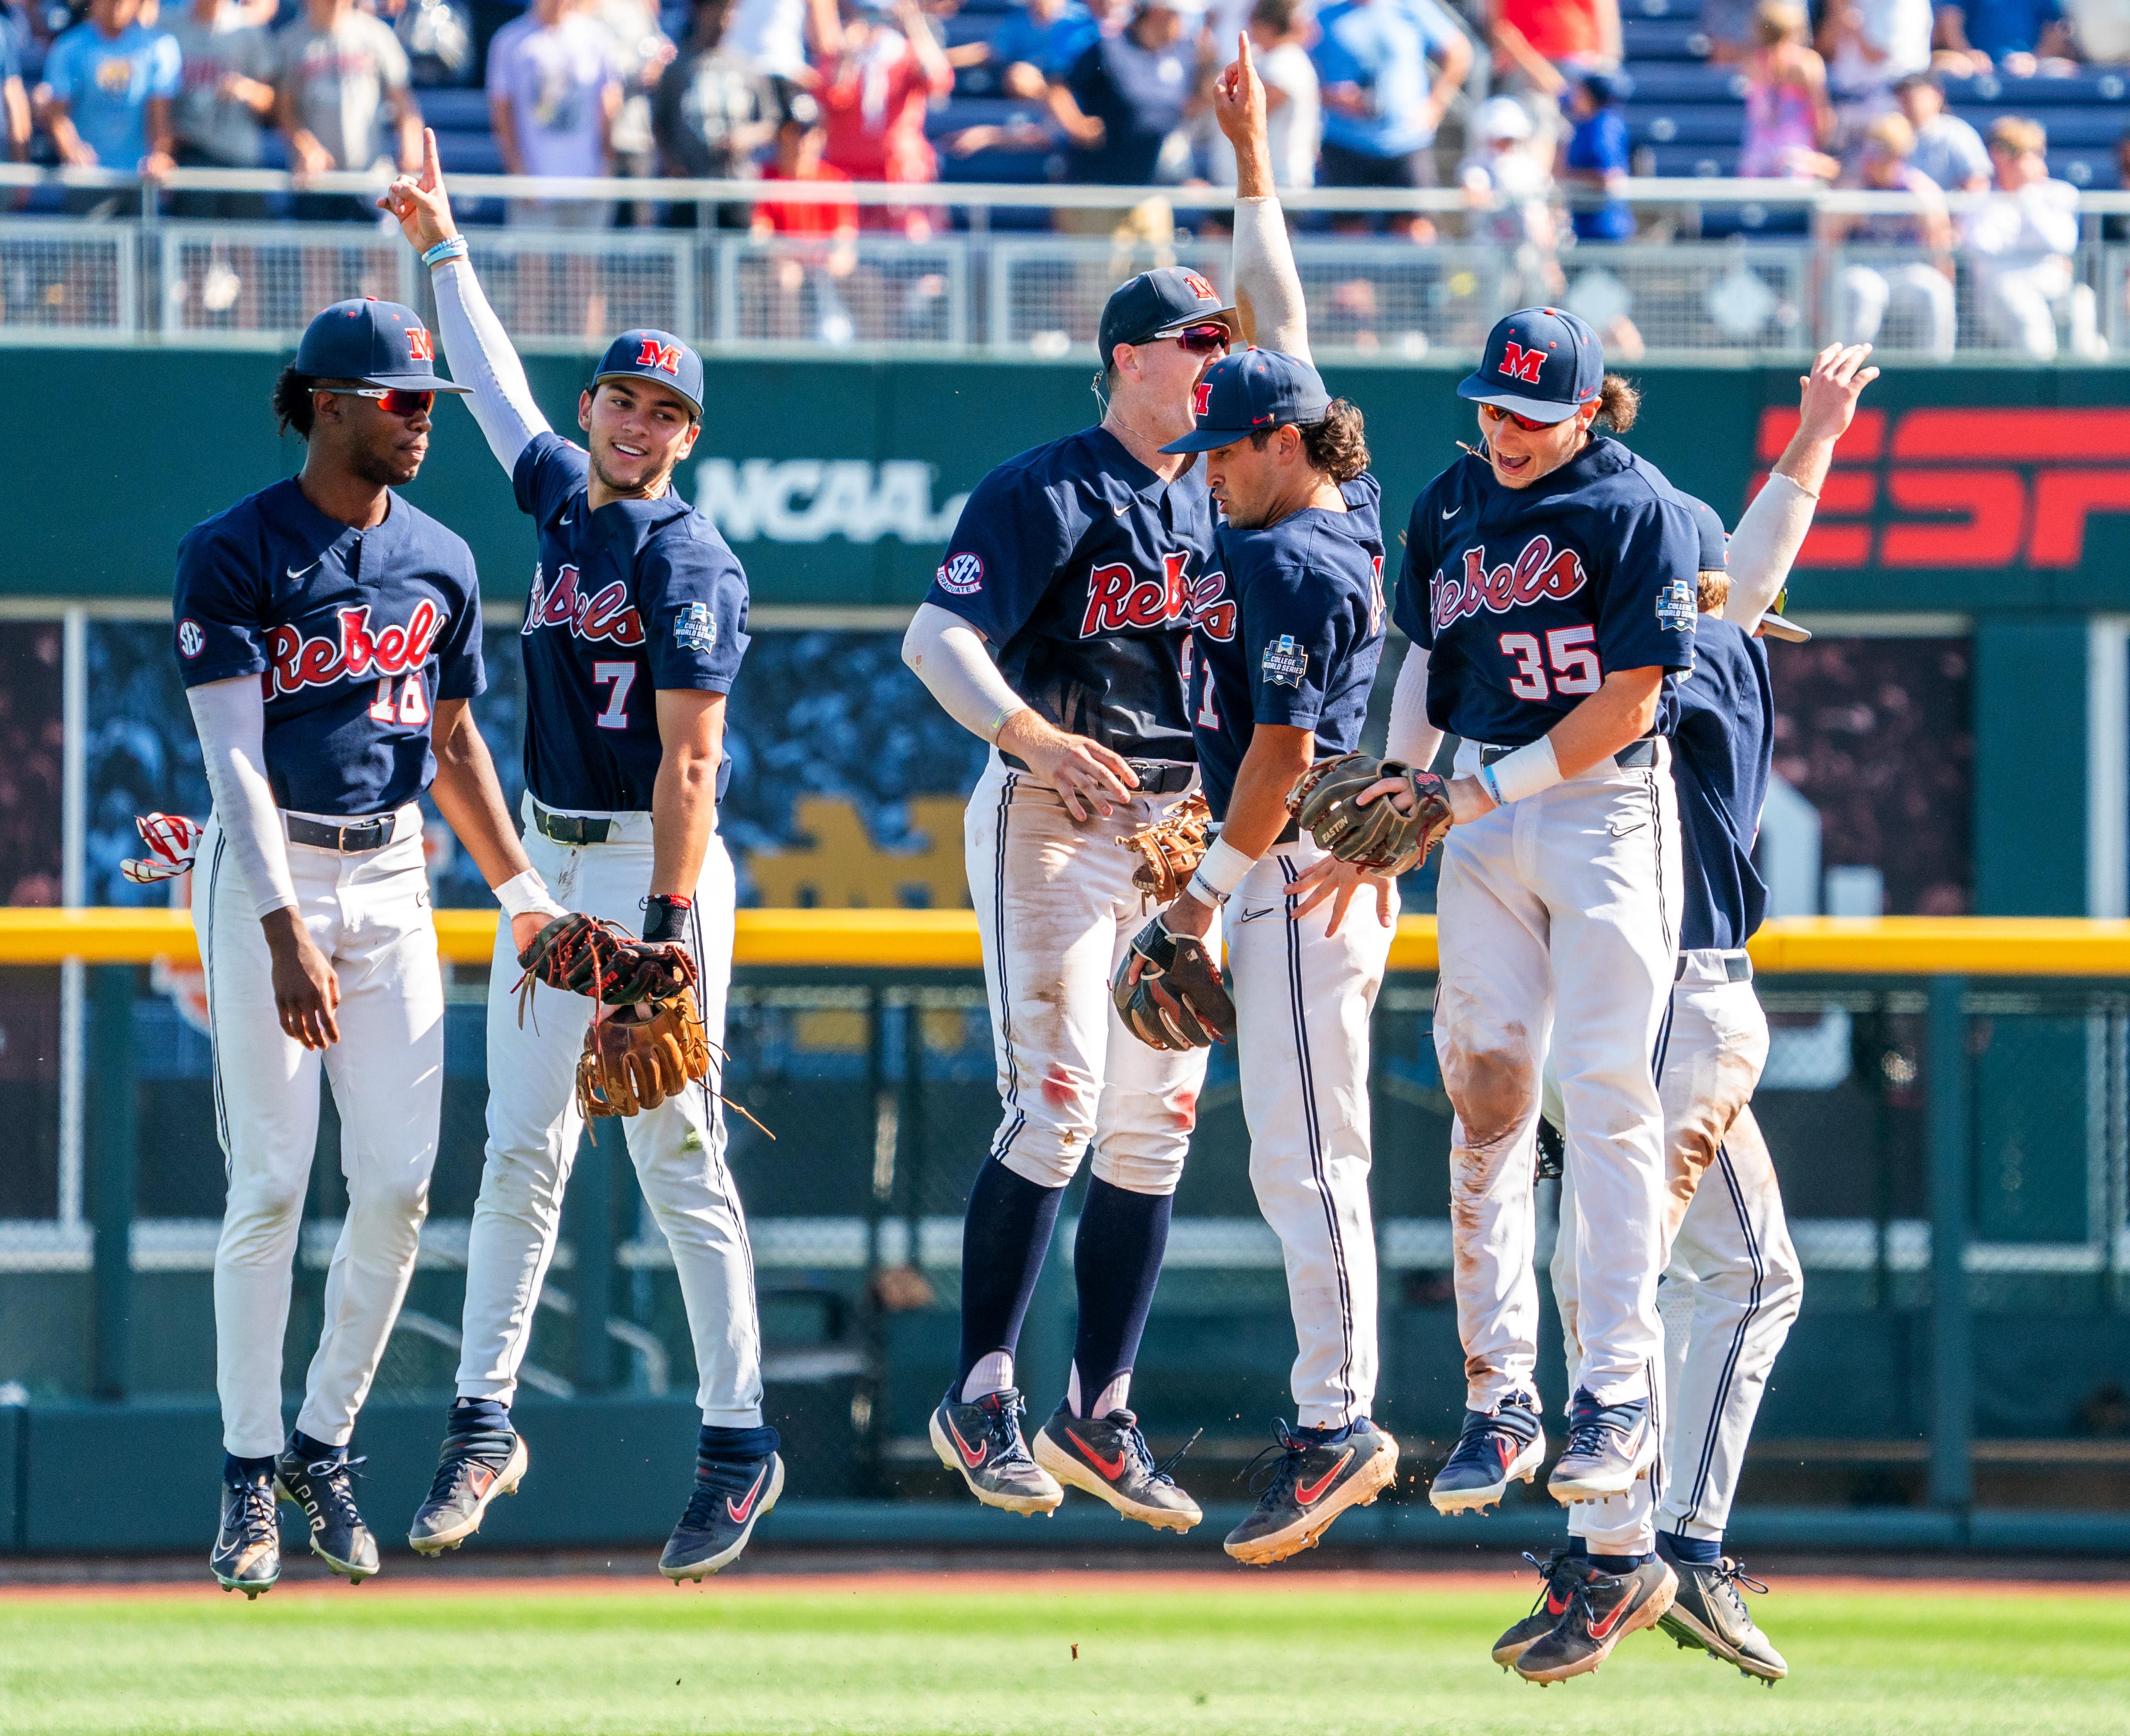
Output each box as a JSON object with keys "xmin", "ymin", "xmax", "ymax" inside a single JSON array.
[
  {"xmin": 1478, "ymin": 763, "xmax": 1505, "ymax": 809},
  {"xmin": 495, "ymin": 868, "xmax": 562, "ymax": 920},
  {"xmin": 422, "ymin": 237, "xmax": 469, "ymax": 268},
  {"xmin": 1487, "ymin": 738, "xmax": 1563, "ymax": 806},
  {"xmin": 642, "ymin": 892, "xmax": 692, "ymax": 943},
  {"xmin": 1193, "ymin": 834, "xmax": 1256, "ymax": 901}
]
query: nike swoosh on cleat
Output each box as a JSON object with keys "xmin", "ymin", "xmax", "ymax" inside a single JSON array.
[
  {"xmin": 725, "ymin": 1463, "xmax": 769, "ymax": 1525},
  {"xmin": 1546, "ymin": 1589, "xmax": 1570, "ymax": 1616},
  {"xmin": 1064, "ymin": 1428, "xmax": 1126, "ymax": 1481},
  {"xmin": 1294, "ymin": 1448, "xmax": 1354, "ymax": 1505},
  {"xmin": 946, "ymin": 1416, "xmax": 988, "ymax": 1469},
  {"xmin": 1587, "ymin": 1596, "xmax": 1634, "ymax": 1640}
]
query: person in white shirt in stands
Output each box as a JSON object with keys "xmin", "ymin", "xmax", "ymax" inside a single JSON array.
[
  {"xmin": 1829, "ymin": 112, "xmax": 1957, "ymax": 358},
  {"xmin": 487, "ymin": 0, "xmax": 622, "ymax": 229},
  {"xmin": 1894, "ymin": 70, "xmax": 1988, "ymax": 194},
  {"xmin": 1459, "ymin": 93, "xmax": 1563, "ymax": 301},
  {"xmin": 1203, "ymin": 0, "xmax": 1319, "ymax": 187},
  {"xmin": 1965, "ymin": 114, "xmax": 2107, "ymax": 358},
  {"xmin": 1819, "ymin": 0, "xmax": 1933, "ymax": 140},
  {"xmin": 725, "ymin": 0, "xmax": 843, "ymax": 80}
]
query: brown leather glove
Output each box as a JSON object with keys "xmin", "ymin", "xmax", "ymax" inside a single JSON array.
[{"xmin": 575, "ymin": 990, "xmax": 714, "ymax": 1120}]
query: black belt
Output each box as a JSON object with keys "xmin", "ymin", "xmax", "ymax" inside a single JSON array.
[
  {"xmin": 1479, "ymin": 738, "xmax": 1658, "ymax": 770},
  {"xmin": 285, "ymin": 813, "xmax": 399, "ymax": 853},
  {"xmin": 533, "ymin": 806, "xmax": 615, "ymax": 846},
  {"xmin": 1002, "ymin": 755, "xmax": 1196, "ymax": 796},
  {"xmin": 1677, "ymin": 951, "xmax": 1755, "ymax": 983}
]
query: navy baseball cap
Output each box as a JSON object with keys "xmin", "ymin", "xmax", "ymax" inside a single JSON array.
[
  {"xmin": 1160, "ymin": 348, "xmax": 1331, "ymax": 454},
  {"xmin": 293, "ymin": 298, "xmax": 467, "ymax": 393},
  {"xmin": 1678, "ymin": 494, "xmax": 1729, "ymax": 572},
  {"xmin": 1098, "ymin": 267, "xmax": 1238, "ymax": 366},
  {"xmin": 594, "ymin": 329, "xmax": 704, "ymax": 419},
  {"xmin": 1458, "ymin": 306, "xmax": 1603, "ymax": 425}
]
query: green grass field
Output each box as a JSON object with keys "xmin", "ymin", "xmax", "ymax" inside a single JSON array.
[{"xmin": 2, "ymin": 1574, "xmax": 2125, "ymax": 1736}]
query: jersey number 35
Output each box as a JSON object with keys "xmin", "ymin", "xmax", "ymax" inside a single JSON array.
[{"xmin": 1499, "ymin": 625, "xmax": 1600, "ymax": 703}]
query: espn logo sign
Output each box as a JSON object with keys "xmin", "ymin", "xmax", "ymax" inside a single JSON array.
[{"xmin": 1761, "ymin": 407, "xmax": 2130, "ymax": 570}]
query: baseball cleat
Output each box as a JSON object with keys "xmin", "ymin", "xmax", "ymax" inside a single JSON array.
[
  {"xmin": 929, "ymin": 1387, "xmax": 1063, "ymax": 1516},
  {"xmin": 660, "ymin": 1450, "xmax": 783, "ymax": 1581},
  {"xmin": 1429, "ymin": 1393, "xmax": 1545, "ymax": 1514},
  {"xmin": 1546, "ymin": 1388, "xmax": 1656, "ymax": 1504},
  {"xmin": 210, "ymin": 1471, "xmax": 281, "ymax": 1598},
  {"xmin": 408, "ymin": 1425, "xmax": 529, "ymax": 1555},
  {"xmin": 1031, "ymin": 1404, "xmax": 1202, "ymax": 1531},
  {"xmin": 1514, "ymin": 1556, "xmax": 1677, "ymax": 1684},
  {"xmin": 1655, "ymin": 1541, "xmax": 1788, "ymax": 1682},
  {"xmin": 273, "ymin": 1446, "xmax": 380, "ymax": 1582},
  {"xmin": 1492, "ymin": 1549, "xmax": 1582, "ymax": 1668},
  {"xmin": 1223, "ymin": 1418, "xmax": 1398, "ymax": 1566}
]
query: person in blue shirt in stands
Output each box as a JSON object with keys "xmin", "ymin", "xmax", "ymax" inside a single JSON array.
[
  {"xmin": 1932, "ymin": 0, "xmax": 2077, "ymax": 76},
  {"xmin": 993, "ymin": 0, "xmax": 1100, "ymax": 100},
  {"xmin": 1310, "ymin": 0, "xmax": 1471, "ymax": 237},
  {"xmin": 36, "ymin": 0, "xmax": 179, "ymax": 214},
  {"xmin": 1561, "ymin": 67, "xmax": 1632, "ymax": 241}
]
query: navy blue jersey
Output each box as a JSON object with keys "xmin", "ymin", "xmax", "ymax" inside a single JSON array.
[
  {"xmin": 1393, "ymin": 438, "xmax": 1699, "ymax": 749},
  {"xmin": 1190, "ymin": 474, "xmax": 1388, "ymax": 821},
  {"xmin": 173, "ymin": 478, "xmax": 484, "ymax": 816},
  {"xmin": 1673, "ymin": 615, "xmax": 1773, "ymax": 952},
  {"xmin": 513, "ymin": 431, "xmax": 750, "ymax": 811},
  {"xmin": 925, "ymin": 426, "xmax": 1216, "ymax": 764}
]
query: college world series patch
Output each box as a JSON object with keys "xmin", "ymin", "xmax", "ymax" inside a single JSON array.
[
  {"xmin": 1656, "ymin": 577, "xmax": 1697, "ymax": 633},
  {"xmin": 1261, "ymin": 634, "xmax": 1308, "ymax": 688},
  {"xmin": 675, "ymin": 601, "xmax": 717, "ymax": 653}
]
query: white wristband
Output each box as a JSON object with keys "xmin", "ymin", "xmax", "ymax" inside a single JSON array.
[
  {"xmin": 1193, "ymin": 834, "xmax": 1256, "ymax": 901},
  {"xmin": 1487, "ymin": 738, "xmax": 1563, "ymax": 805},
  {"xmin": 495, "ymin": 867, "xmax": 565, "ymax": 920}
]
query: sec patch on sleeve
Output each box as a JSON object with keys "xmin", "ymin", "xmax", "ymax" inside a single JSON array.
[
  {"xmin": 675, "ymin": 600, "xmax": 717, "ymax": 653},
  {"xmin": 936, "ymin": 552, "xmax": 984, "ymax": 595},
  {"xmin": 1261, "ymin": 634, "xmax": 1308, "ymax": 688},
  {"xmin": 177, "ymin": 619, "xmax": 205, "ymax": 658}
]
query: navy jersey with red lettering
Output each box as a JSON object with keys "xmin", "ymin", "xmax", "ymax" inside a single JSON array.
[
  {"xmin": 1673, "ymin": 615, "xmax": 1772, "ymax": 951},
  {"xmin": 513, "ymin": 430, "xmax": 750, "ymax": 811},
  {"xmin": 172, "ymin": 478, "xmax": 484, "ymax": 816},
  {"xmin": 1393, "ymin": 438, "xmax": 1699, "ymax": 749},
  {"xmin": 1190, "ymin": 474, "xmax": 1388, "ymax": 821},
  {"xmin": 925, "ymin": 425, "xmax": 1216, "ymax": 764}
]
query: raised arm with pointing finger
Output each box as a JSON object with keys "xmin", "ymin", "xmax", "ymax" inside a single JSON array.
[{"xmin": 1215, "ymin": 34, "xmax": 1310, "ymax": 365}]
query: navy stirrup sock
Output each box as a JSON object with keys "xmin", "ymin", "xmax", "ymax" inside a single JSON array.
[
  {"xmin": 1662, "ymin": 1529, "xmax": 1723, "ymax": 1565},
  {"xmin": 698, "ymin": 1423, "xmax": 780, "ymax": 1472},
  {"xmin": 223, "ymin": 1453, "xmax": 275, "ymax": 1488},
  {"xmin": 954, "ymin": 1158, "xmax": 1066, "ymax": 1392},
  {"xmin": 1070, "ymin": 1177, "xmax": 1172, "ymax": 1413},
  {"xmin": 447, "ymin": 1396, "xmax": 511, "ymax": 1437}
]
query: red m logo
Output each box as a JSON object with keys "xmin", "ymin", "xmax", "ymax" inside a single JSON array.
[
  {"xmin": 637, "ymin": 338, "xmax": 681, "ymax": 374},
  {"xmin": 407, "ymin": 327, "xmax": 434, "ymax": 362},
  {"xmin": 1183, "ymin": 272, "xmax": 1217, "ymax": 302},
  {"xmin": 1499, "ymin": 342, "xmax": 1544, "ymax": 384},
  {"xmin": 1192, "ymin": 380, "xmax": 1214, "ymax": 418}
]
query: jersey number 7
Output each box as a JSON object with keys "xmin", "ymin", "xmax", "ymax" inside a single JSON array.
[{"xmin": 1499, "ymin": 625, "xmax": 1601, "ymax": 702}]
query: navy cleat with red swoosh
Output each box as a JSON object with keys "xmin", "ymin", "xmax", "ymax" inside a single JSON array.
[
  {"xmin": 1492, "ymin": 1549, "xmax": 1583, "ymax": 1667},
  {"xmin": 1032, "ymin": 1403, "xmax": 1202, "ymax": 1531},
  {"xmin": 1222, "ymin": 1417, "xmax": 1398, "ymax": 1566},
  {"xmin": 929, "ymin": 1387, "xmax": 1062, "ymax": 1516},
  {"xmin": 1429, "ymin": 1393, "xmax": 1546, "ymax": 1515},
  {"xmin": 1513, "ymin": 1556, "xmax": 1677, "ymax": 1684},
  {"xmin": 660, "ymin": 1425, "xmax": 783, "ymax": 1582}
]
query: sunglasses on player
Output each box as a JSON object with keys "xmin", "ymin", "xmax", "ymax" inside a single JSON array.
[
  {"xmin": 1168, "ymin": 323, "xmax": 1232, "ymax": 355},
  {"xmin": 1478, "ymin": 402, "xmax": 1560, "ymax": 434},
  {"xmin": 321, "ymin": 386, "xmax": 436, "ymax": 418}
]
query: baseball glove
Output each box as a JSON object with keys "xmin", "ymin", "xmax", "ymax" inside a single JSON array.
[
  {"xmin": 1111, "ymin": 917, "xmax": 1235, "ymax": 1052},
  {"xmin": 1119, "ymin": 793, "xmax": 1212, "ymax": 903},
  {"xmin": 1287, "ymin": 753, "xmax": 1454, "ymax": 876},
  {"xmin": 576, "ymin": 991, "xmax": 714, "ymax": 1121},
  {"xmin": 517, "ymin": 913, "xmax": 699, "ymax": 1010}
]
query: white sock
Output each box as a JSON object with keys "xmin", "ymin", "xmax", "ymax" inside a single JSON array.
[
  {"xmin": 1089, "ymin": 1371, "xmax": 1130, "ymax": 1418},
  {"xmin": 960, "ymin": 1351, "xmax": 1013, "ymax": 1404}
]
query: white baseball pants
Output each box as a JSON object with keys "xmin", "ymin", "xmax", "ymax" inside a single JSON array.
[
  {"xmin": 1553, "ymin": 960, "xmax": 1804, "ymax": 1551},
  {"xmin": 965, "ymin": 753, "xmax": 1210, "ymax": 1197},
  {"xmin": 1229, "ymin": 840, "xmax": 1396, "ymax": 1429},
  {"xmin": 1837, "ymin": 262, "xmax": 1956, "ymax": 361},
  {"xmin": 1434, "ymin": 739, "xmax": 1680, "ymax": 1413},
  {"xmin": 200, "ymin": 808, "xmax": 442, "ymax": 1459},
  {"xmin": 457, "ymin": 798, "xmax": 763, "ymax": 1426}
]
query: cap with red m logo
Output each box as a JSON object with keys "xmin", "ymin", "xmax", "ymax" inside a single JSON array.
[
  {"xmin": 594, "ymin": 328, "xmax": 704, "ymax": 418},
  {"xmin": 293, "ymin": 298, "xmax": 469, "ymax": 396},
  {"xmin": 1456, "ymin": 306, "xmax": 1603, "ymax": 427}
]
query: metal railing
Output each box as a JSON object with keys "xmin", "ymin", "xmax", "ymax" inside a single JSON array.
[{"xmin": 7, "ymin": 165, "xmax": 2130, "ymax": 359}]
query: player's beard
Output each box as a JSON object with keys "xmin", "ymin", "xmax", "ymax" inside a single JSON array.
[
  {"xmin": 590, "ymin": 444, "xmax": 675, "ymax": 501},
  {"xmin": 350, "ymin": 431, "xmax": 424, "ymax": 489}
]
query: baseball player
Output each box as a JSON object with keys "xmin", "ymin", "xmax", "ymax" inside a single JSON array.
[
  {"xmin": 1292, "ymin": 307, "xmax": 1702, "ymax": 1660},
  {"xmin": 900, "ymin": 257, "xmax": 1239, "ymax": 1527},
  {"xmin": 178, "ymin": 299, "xmax": 556, "ymax": 1596},
  {"xmin": 381, "ymin": 137, "xmax": 778, "ymax": 1581},
  {"xmin": 1494, "ymin": 348, "xmax": 1879, "ymax": 1684},
  {"xmin": 1124, "ymin": 40, "xmax": 1397, "ymax": 1566}
]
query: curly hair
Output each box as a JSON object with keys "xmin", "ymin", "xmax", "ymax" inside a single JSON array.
[
  {"xmin": 1250, "ymin": 399, "xmax": 1370, "ymax": 483},
  {"xmin": 272, "ymin": 367, "xmax": 318, "ymax": 440},
  {"xmin": 1594, "ymin": 373, "xmax": 1640, "ymax": 434}
]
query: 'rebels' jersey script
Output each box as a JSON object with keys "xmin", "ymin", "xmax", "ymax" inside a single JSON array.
[
  {"xmin": 1190, "ymin": 473, "xmax": 1388, "ymax": 821},
  {"xmin": 924, "ymin": 425, "xmax": 1217, "ymax": 764},
  {"xmin": 1673, "ymin": 615, "xmax": 1773, "ymax": 952},
  {"xmin": 514, "ymin": 431, "xmax": 750, "ymax": 812},
  {"xmin": 1393, "ymin": 438, "xmax": 1699, "ymax": 749},
  {"xmin": 173, "ymin": 479, "xmax": 485, "ymax": 816}
]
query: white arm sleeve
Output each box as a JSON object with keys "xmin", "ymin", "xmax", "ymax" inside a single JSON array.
[
  {"xmin": 1384, "ymin": 642, "xmax": 1444, "ymax": 770},
  {"xmin": 1233, "ymin": 194, "xmax": 1310, "ymax": 365},
  {"xmin": 901, "ymin": 602, "xmax": 1030, "ymax": 744},
  {"xmin": 430, "ymin": 254, "xmax": 551, "ymax": 476},
  {"xmin": 1723, "ymin": 470, "xmax": 1818, "ymax": 630},
  {"xmin": 186, "ymin": 677, "xmax": 300, "ymax": 921}
]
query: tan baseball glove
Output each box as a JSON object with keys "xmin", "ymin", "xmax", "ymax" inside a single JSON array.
[
  {"xmin": 1111, "ymin": 916, "xmax": 1235, "ymax": 1051},
  {"xmin": 576, "ymin": 990, "xmax": 714, "ymax": 1121},
  {"xmin": 1288, "ymin": 753, "xmax": 1454, "ymax": 876},
  {"xmin": 1119, "ymin": 792, "xmax": 1212, "ymax": 903}
]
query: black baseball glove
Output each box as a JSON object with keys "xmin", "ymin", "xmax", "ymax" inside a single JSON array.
[
  {"xmin": 1288, "ymin": 753, "xmax": 1454, "ymax": 876},
  {"xmin": 517, "ymin": 913, "xmax": 700, "ymax": 1008},
  {"xmin": 1111, "ymin": 916, "xmax": 1235, "ymax": 1052}
]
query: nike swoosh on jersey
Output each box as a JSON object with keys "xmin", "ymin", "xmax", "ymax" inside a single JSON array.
[
  {"xmin": 560, "ymin": 513, "xmax": 573, "ymax": 525},
  {"xmin": 287, "ymin": 561, "xmax": 321, "ymax": 580},
  {"xmin": 1441, "ymin": 507, "xmax": 1457, "ymax": 518}
]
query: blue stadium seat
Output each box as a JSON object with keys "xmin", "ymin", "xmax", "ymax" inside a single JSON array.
[
  {"xmin": 1644, "ymin": 143, "xmax": 1744, "ymax": 176},
  {"xmin": 419, "ymin": 86, "xmax": 492, "ymax": 132},
  {"xmin": 1959, "ymin": 108, "xmax": 2127, "ymax": 147},
  {"xmin": 435, "ymin": 130, "xmax": 507, "ymax": 175},
  {"xmin": 1625, "ymin": 103, "xmax": 1745, "ymax": 145},
  {"xmin": 1698, "ymin": 205, "xmax": 1813, "ymax": 238},
  {"xmin": 1621, "ymin": 17, "xmax": 1713, "ymax": 60},
  {"xmin": 1616, "ymin": 63, "xmax": 1749, "ymax": 103},
  {"xmin": 1941, "ymin": 70, "xmax": 2130, "ymax": 106},
  {"xmin": 926, "ymin": 96, "xmax": 1048, "ymax": 136},
  {"xmin": 1621, "ymin": 0, "xmax": 1692, "ymax": 17},
  {"xmin": 2050, "ymin": 148, "xmax": 2119, "ymax": 186}
]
